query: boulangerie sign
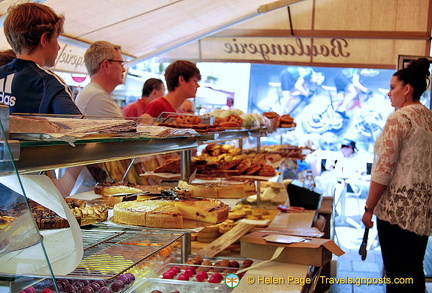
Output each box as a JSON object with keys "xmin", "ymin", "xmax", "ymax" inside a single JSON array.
[{"xmin": 161, "ymin": 36, "xmax": 428, "ymax": 68}]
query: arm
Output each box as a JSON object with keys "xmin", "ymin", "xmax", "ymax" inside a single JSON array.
[
  {"xmin": 51, "ymin": 166, "xmax": 84, "ymax": 197},
  {"xmin": 293, "ymin": 76, "xmax": 309, "ymax": 96},
  {"xmin": 137, "ymin": 113, "xmax": 154, "ymax": 125},
  {"xmin": 44, "ymin": 74, "xmax": 82, "ymax": 115},
  {"xmin": 362, "ymin": 180, "xmax": 387, "ymax": 228},
  {"xmin": 352, "ymin": 72, "xmax": 368, "ymax": 93},
  {"xmin": 51, "ymin": 93, "xmax": 82, "ymax": 115}
]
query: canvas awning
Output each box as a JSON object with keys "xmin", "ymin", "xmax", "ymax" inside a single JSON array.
[
  {"xmin": 0, "ymin": 0, "xmax": 431, "ymax": 73},
  {"xmin": 0, "ymin": 0, "xmax": 304, "ymax": 73}
]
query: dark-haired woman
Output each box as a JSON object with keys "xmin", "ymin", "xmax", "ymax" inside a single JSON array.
[{"xmin": 362, "ymin": 58, "xmax": 432, "ymax": 292}]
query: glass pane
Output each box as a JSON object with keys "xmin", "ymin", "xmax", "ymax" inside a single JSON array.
[{"xmin": 0, "ymin": 108, "xmax": 59, "ymax": 292}]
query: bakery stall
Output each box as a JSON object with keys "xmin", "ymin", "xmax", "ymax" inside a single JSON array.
[{"xmin": 0, "ymin": 108, "xmax": 342, "ymax": 293}]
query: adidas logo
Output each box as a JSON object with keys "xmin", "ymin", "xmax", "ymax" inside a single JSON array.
[{"xmin": 0, "ymin": 73, "xmax": 16, "ymax": 107}]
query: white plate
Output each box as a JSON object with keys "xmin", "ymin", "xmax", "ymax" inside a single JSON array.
[{"xmin": 263, "ymin": 234, "xmax": 305, "ymax": 244}]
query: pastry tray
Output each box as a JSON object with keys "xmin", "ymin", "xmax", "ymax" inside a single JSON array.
[
  {"xmin": 61, "ymin": 229, "xmax": 183, "ymax": 280},
  {"xmin": 140, "ymin": 171, "xmax": 279, "ymax": 181}
]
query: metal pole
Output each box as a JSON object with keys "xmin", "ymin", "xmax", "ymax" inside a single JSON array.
[
  {"xmin": 180, "ymin": 150, "xmax": 192, "ymax": 181},
  {"xmin": 181, "ymin": 233, "xmax": 191, "ymax": 263}
]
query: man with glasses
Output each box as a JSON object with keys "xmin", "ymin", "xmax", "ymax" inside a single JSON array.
[
  {"xmin": 75, "ymin": 41, "xmax": 126, "ymax": 117},
  {"xmin": 0, "ymin": 3, "xmax": 81, "ymax": 115}
]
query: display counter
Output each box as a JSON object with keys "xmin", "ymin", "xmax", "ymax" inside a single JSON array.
[{"xmin": 1, "ymin": 113, "xmax": 339, "ymax": 293}]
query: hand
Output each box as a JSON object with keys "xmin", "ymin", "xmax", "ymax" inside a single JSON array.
[
  {"xmin": 137, "ymin": 113, "xmax": 154, "ymax": 125},
  {"xmin": 362, "ymin": 211, "xmax": 374, "ymax": 228}
]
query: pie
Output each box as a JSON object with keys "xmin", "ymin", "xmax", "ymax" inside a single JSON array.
[
  {"xmin": 94, "ymin": 180, "xmax": 143, "ymax": 196},
  {"xmin": 112, "ymin": 198, "xmax": 229, "ymax": 229},
  {"xmin": 94, "ymin": 180, "xmax": 145, "ymax": 207}
]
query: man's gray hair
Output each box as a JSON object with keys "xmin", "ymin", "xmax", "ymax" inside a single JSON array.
[{"xmin": 84, "ymin": 40, "xmax": 121, "ymax": 76}]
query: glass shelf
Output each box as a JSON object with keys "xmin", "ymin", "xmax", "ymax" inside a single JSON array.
[{"xmin": 9, "ymin": 128, "xmax": 265, "ymax": 175}]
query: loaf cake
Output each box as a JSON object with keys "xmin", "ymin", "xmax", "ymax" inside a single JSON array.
[{"xmin": 112, "ymin": 198, "xmax": 229, "ymax": 229}]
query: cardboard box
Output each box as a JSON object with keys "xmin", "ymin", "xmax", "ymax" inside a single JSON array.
[{"xmin": 240, "ymin": 231, "xmax": 344, "ymax": 267}]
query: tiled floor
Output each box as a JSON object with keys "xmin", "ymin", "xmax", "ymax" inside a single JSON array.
[{"xmin": 330, "ymin": 196, "xmax": 432, "ymax": 293}]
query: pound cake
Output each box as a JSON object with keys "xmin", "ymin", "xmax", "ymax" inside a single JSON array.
[{"xmin": 113, "ymin": 198, "xmax": 229, "ymax": 229}]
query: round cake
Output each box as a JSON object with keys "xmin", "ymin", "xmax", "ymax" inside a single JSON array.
[{"xmin": 113, "ymin": 198, "xmax": 229, "ymax": 229}]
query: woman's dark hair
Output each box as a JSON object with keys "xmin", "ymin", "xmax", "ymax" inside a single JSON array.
[
  {"xmin": 393, "ymin": 58, "xmax": 430, "ymax": 100},
  {"xmin": 142, "ymin": 78, "xmax": 163, "ymax": 97},
  {"xmin": 0, "ymin": 49, "xmax": 16, "ymax": 66}
]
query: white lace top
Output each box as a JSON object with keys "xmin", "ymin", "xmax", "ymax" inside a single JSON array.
[{"xmin": 373, "ymin": 104, "xmax": 432, "ymax": 236}]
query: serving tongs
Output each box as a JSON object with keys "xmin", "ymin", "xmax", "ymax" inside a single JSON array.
[
  {"xmin": 112, "ymin": 186, "xmax": 192, "ymax": 202},
  {"xmin": 358, "ymin": 227, "xmax": 369, "ymax": 261},
  {"xmin": 110, "ymin": 191, "xmax": 151, "ymax": 202}
]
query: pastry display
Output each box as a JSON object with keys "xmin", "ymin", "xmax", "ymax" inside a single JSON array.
[
  {"xmin": 178, "ymin": 180, "xmax": 256, "ymax": 199},
  {"xmin": 94, "ymin": 180, "xmax": 149, "ymax": 207},
  {"xmin": 157, "ymin": 114, "xmax": 224, "ymax": 133},
  {"xmin": 185, "ymin": 256, "xmax": 253, "ymax": 271},
  {"xmin": 112, "ymin": 197, "xmax": 229, "ymax": 229},
  {"xmin": 217, "ymin": 114, "xmax": 243, "ymax": 128},
  {"xmin": 195, "ymin": 224, "xmax": 221, "ymax": 243},
  {"xmin": 156, "ymin": 111, "xmax": 252, "ymax": 131},
  {"xmin": 29, "ymin": 273, "xmax": 136, "ymax": 293},
  {"xmin": 159, "ymin": 263, "xmax": 241, "ymax": 283},
  {"xmin": 0, "ymin": 198, "xmax": 108, "ymax": 230},
  {"xmin": 69, "ymin": 203, "xmax": 109, "ymax": 226},
  {"xmin": 175, "ymin": 115, "xmax": 202, "ymax": 125},
  {"xmin": 213, "ymin": 204, "xmax": 278, "ymax": 234},
  {"xmin": 278, "ymin": 114, "xmax": 296, "ymax": 128},
  {"xmin": 218, "ymin": 219, "xmax": 237, "ymax": 234},
  {"xmin": 94, "ymin": 180, "xmax": 143, "ymax": 196},
  {"xmin": 262, "ymin": 111, "xmax": 279, "ymax": 120},
  {"xmin": 262, "ymin": 112, "xmax": 296, "ymax": 128},
  {"xmin": 9, "ymin": 115, "xmax": 136, "ymax": 135},
  {"xmin": 244, "ymin": 144, "xmax": 307, "ymax": 159},
  {"xmin": 154, "ymin": 147, "xmax": 278, "ymax": 178}
]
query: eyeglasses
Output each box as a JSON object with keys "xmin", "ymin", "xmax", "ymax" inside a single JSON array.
[{"xmin": 107, "ymin": 59, "xmax": 125, "ymax": 66}]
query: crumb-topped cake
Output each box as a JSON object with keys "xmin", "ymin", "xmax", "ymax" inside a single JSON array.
[{"xmin": 0, "ymin": 198, "xmax": 108, "ymax": 230}]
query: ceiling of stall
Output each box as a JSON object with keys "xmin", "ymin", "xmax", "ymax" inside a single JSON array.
[{"xmin": 0, "ymin": 0, "xmax": 304, "ymax": 65}]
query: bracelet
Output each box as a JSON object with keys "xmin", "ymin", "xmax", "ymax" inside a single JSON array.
[{"xmin": 364, "ymin": 205, "xmax": 374, "ymax": 212}]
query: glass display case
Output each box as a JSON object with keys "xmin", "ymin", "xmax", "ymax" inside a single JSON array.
[
  {"xmin": 0, "ymin": 108, "xmax": 267, "ymax": 292},
  {"xmin": 0, "ymin": 106, "xmax": 58, "ymax": 292}
]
